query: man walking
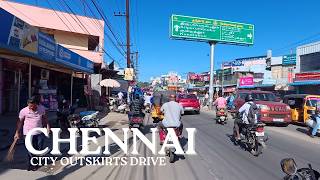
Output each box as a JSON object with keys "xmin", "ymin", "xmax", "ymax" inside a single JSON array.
[{"xmin": 14, "ymin": 96, "xmax": 50, "ymax": 171}]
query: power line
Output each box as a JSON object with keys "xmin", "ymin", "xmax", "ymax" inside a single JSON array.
[
  {"xmin": 80, "ymin": 0, "xmax": 127, "ymax": 57},
  {"xmin": 273, "ymin": 32, "xmax": 320, "ymax": 54},
  {"xmin": 90, "ymin": 0, "xmax": 127, "ymax": 54},
  {"xmin": 57, "ymin": 0, "xmax": 119, "ymax": 62}
]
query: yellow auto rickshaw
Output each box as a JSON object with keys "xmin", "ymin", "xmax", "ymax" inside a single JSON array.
[
  {"xmin": 283, "ymin": 94, "xmax": 320, "ymax": 124},
  {"xmin": 151, "ymin": 90, "xmax": 176, "ymax": 123}
]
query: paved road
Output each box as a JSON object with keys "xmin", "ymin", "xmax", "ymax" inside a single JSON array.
[{"xmin": 52, "ymin": 111, "xmax": 320, "ymax": 180}]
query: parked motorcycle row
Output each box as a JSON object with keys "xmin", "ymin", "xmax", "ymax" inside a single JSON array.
[{"xmin": 56, "ymin": 99, "xmax": 100, "ymax": 133}]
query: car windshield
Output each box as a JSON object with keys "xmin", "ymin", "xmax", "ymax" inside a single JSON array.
[
  {"xmin": 306, "ymin": 98, "xmax": 320, "ymax": 107},
  {"xmin": 252, "ymin": 93, "xmax": 276, "ymax": 101},
  {"xmin": 179, "ymin": 94, "xmax": 197, "ymax": 99}
]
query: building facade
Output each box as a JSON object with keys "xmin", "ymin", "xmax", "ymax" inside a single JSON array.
[{"xmin": 0, "ymin": 1, "xmax": 103, "ymax": 114}]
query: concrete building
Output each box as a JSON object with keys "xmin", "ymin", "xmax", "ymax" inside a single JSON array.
[
  {"xmin": 291, "ymin": 41, "xmax": 320, "ymax": 94},
  {"xmin": 0, "ymin": 1, "xmax": 104, "ymax": 64},
  {"xmin": 0, "ymin": 1, "xmax": 104, "ymax": 114}
]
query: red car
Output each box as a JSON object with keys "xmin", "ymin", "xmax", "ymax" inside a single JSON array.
[
  {"xmin": 234, "ymin": 90, "xmax": 291, "ymax": 125},
  {"xmin": 177, "ymin": 94, "xmax": 200, "ymax": 114}
]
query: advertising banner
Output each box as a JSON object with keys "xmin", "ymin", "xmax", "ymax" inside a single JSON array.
[
  {"xmin": 38, "ymin": 31, "xmax": 56, "ymax": 62},
  {"xmin": 7, "ymin": 16, "xmax": 38, "ymax": 54},
  {"xmin": 56, "ymin": 45, "xmax": 94, "ymax": 73},
  {"xmin": 124, "ymin": 68, "xmax": 134, "ymax": 81},
  {"xmin": 295, "ymin": 72, "xmax": 320, "ymax": 81},
  {"xmin": 239, "ymin": 77, "xmax": 254, "ymax": 86}
]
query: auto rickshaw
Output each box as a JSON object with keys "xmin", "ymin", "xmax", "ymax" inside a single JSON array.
[
  {"xmin": 283, "ymin": 94, "xmax": 320, "ymax": 124},
  {"xmin": 151, "ymin": 90, "xmax": 176, "ymax": 123}
]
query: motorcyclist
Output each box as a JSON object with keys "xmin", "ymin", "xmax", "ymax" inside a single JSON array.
[
  {"xmin": 57, "ymin": 99, "xmax": 70, "ymax": 131},
  {"xmin": 159, "ymin": 94, "xmax": 184, "ymax": 144},
  {"xmin": 213, "ymin": 93, "xmax": 227, "ymax": 117},
  {"xmin": 129, "ymin": 93, "xmax": 145, "ymax": 120},
  {"xmin": 227, "ymin": 92, "xmax": 235, "ymax": 110},
  {"xmin": 310, "ymin": 107, "xmax": 320, "ymax": 138},
  {"xmin": 234, "ymin": 94, "xmax": 258, "ymax": 140},
  {"xmin": 144, "ymin": 92, "xmax": 153, "ymax": 109}
]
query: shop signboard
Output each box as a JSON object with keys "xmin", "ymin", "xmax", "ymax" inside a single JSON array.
[
  {"xmin": 282, "ymin": 54, "xmax": 296, "ymax": 65},
  {"xmin": 295, "ymin": 72, "xmax": 320, "ymax": 81},
  {"xmin": 124, "ymin": 68, "xmax": 134, "ymax": 81},
  {"xmin": 0, "ymin": 9, "xmax": 94, "ymax": 73},
  {"xmin": 56, "ymin": 45, "xmax": 94, "ymax": 73},
  {"xmin": 38, "ymin": 32, "xmax": 56, "ymax": 62},
  {"xmin": 170, "ymin": 15, "xmax": 254, "ymax": 45},
  {"xmin": 7, "ymin": 16, "xmax": 39, "ymax": 54},
  {"xmin": 239, "ymin": 77, "xmax": 254, "ymax": 86},
  {"xmin": 0, "ymin": 9, "xmax": 14, "ymax": 44}
]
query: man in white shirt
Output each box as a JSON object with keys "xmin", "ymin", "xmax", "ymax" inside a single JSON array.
[
  {"xmin": 160, "ymin": 94, "xmax": 184, "ymax": 127},
  {"xmin": 159, "ymin": 94, "xmax": 184, "ymax": 144}
]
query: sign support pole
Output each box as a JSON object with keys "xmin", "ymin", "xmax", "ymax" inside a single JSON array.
[{"xmin": 208, "ymin": 41, "xmax": 216, "ymax": 110}]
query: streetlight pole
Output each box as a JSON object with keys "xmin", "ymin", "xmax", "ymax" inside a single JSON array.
[{"xmin": 208, "ymin": 41, "xmax": 216, "ymax": 110}]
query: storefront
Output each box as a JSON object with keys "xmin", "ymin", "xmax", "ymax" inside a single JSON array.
[
  {"xmin": 0, "ymin": 8, "xmax": 94, "ymax": 114},
  {"xmin": 291, "ymin": 41, "xmax": 320, "ymax": 95},
  {"xmin": 290, "ymin": 72, "xmax": 320, "ymax": 94}
]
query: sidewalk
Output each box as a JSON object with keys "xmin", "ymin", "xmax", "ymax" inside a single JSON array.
[{"xmin": 0, "ymin": 111, "xmax": 128, "ymax": 179}]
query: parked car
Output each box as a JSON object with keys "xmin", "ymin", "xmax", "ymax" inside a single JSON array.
[
  {"xmin": 234, "ymin": 90, "xmax": 291, "ymax": 125},
  {"xmin": 177, "ymin": 94, "xmax": 200, "ymax": 114}
]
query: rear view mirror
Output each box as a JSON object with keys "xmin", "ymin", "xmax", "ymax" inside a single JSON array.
[{"xmin": 280, "ymin": 158, "xmax": 297, "ymax": 176}]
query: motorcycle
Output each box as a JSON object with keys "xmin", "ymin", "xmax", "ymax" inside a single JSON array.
[
  {"xmin": 145, "ymin": 103, "xmax": 151, "ymax": 113},
  {"xmin": 159, "ymin": 127, "xmax": 182, "ymax": 163},
  {"xmin": 216, "ymin": 108, "xmax": 228, "ymax": 125},
  {"xmin": 129, "ymin": 116, "xmax": 144, "ymax": 130},
  {"xmin": 79, "ymin": 111, "xmax": 100, "ymax": 128},
  {"xmin": 57, "ymin": 100, "xmax": 71, "ymax": 131},
  {"xmin": 68, "ymin": 111, "xmax": 100, "ymax": 129},
  {"xmin": 281, "ymin": 158, "xmax": 320, "ymax": 180},
  {"xmin": 233, "ymin": 121, "xmax": 267, "ymax": 156}
]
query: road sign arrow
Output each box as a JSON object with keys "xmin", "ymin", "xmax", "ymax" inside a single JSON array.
[
  {"xmin": 174, "ymin": 25, "xmax": 180, "ymax": 32},
  {"xmin": 247, "ymin": 33, "xmax": 253, "ymax": 39}
]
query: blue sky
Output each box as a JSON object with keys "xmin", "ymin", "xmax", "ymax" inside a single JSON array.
[{"xmin": 10, "ymin": 0, "xmax": 320, "ymax": 81}]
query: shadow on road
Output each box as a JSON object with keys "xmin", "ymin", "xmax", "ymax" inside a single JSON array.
[{"xmin": 295, "ymin": 127, "xmax": 319, "ymax": 137}]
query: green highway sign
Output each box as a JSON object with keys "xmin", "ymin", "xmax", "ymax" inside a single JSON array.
[{"xmin": 170, "ymin": 14, "xmax": 254, "ymax": 45}]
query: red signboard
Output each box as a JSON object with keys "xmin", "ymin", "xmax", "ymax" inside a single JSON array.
[
  {"xmin": 295, "ymin": 72, "xmax": 320, "ymax": 81},
  {"xmin": 239, "ymin": 77, "xmax": 254, "ymax": 86}
]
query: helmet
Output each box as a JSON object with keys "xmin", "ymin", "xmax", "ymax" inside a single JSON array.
[{"xmin": 245, "ymin": 94, "xmax": 254, "ymax": 102}]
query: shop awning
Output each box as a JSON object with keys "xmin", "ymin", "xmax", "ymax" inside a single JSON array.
[
  {"xmin": 289, "ymin": 81, "xmax": 320, "ymax": 86},
  {"xmin": 0, "ymin": 8, "xmax": 94, "ymax": 74}
]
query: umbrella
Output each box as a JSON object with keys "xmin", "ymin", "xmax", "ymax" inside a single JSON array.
[{"xmin": 99, "ymin": 79, "xmax": 121, "ymax": 88}]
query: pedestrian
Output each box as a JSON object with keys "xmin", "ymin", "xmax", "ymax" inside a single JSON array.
[
  {"xmin": 204, "ymin": 93, "xmax": 209, "ymax": 106},
  {"xmin": 13, "ymin": 96, "xmax": 50, "ymax": 171},
  {"xmin": 310, "ymin": 107, "xmax": 320, "ymax": 138}
]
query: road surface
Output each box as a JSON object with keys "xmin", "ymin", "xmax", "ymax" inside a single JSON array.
[{"xmin": 50, "ymin": 111, "xmax": 320, "ymax": 180}]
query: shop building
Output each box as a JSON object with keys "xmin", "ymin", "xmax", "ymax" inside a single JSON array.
[
  {"xmin": 291, "ymin": 41, "xmax": 320, "ymax": 94},
  {"xmin": 0, "ymin": 5, "xmax": 95, "ymax": 114}
]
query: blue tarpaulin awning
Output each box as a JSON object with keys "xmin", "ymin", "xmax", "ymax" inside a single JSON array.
[{"xmin": 289, "ymin": 81, "xmax": 320, "ymax": 86}]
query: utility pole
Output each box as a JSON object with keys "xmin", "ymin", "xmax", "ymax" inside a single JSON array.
[
  {"xmin": 126, "ymin": 0, "xmax": 131, "ymax": 68},
  {"xmin": 221, "ymin": 62, "xmax": 224, "ymax": 96},
  {"xmin": 208, "ymin": 42, "xmax": 216, "ymax": 110},
  {"xmin": 135, "ymin": 52, "xmax": 138, "ymax": 81},
  {"xmin": 114, "ymin": 0, "xmax": 131, "ymax": 68}
]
